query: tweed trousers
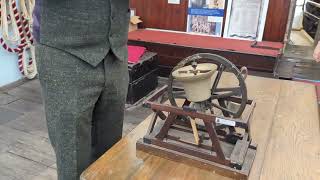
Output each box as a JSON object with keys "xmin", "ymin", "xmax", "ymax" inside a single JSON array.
[{"xmin": 36, "ymin": 44, "xmax": 129, "ymax": 180}]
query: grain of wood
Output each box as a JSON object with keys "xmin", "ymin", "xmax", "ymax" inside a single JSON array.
[
  {"xmin": 8, "ymin": 139, "xmax": 55, "ymax": 167},
  {"xmin": 4, "ymin": 99, "xmax": 42, "ymax": 113},
  {"xmin": 0, "ymin": 138, "xmax": 11, "ymax": 153},
  {"xmin": 3, "ymin": 109, "xmax": 48, "ymax": 138},
  {"xmin": 0, "ymin": 125, "xmax": 55, "ymax": 167},
  {"xmin": 32, "ymin": 167, "xmax": 57, "ymax": 180},
  {"xmin": 0, "ymin": 93, "xmax": 19, "ymax": 105},
  {"xmin": 260, "ymin": 81, "xmax": 320, "ymax": 180},
  {"xmin": 0, "ymin": 107, "xmax": 23, "ymax": 125},
  {"xmin": 0, "ymin": 152, "xmax": 47, "ymax": 180},
  {"xmin": 0, "ymin": 125, "xmax": 45, "ymax": 145},
  {"xmin": 241, "ymin": 76, "xmax": 282, "ymax": 180},
  {"xmin": 7, "ymin": 86, "xmax": 43, "ymax": 104}
]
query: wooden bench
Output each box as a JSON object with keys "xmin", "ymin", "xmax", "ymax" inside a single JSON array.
[{"xmin": 128, "ymin": 29, "xmax": 284, "ymax": 76}]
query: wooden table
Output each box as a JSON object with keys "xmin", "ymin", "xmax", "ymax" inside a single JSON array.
[{"xmin": 81, "ymin": 76, "xmax": 320, "ymax": 180}]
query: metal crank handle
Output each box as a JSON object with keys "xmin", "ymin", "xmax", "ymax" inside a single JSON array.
[{"xmin": 240, "ymin": 67, "xmax": 248, "ymax": 80}]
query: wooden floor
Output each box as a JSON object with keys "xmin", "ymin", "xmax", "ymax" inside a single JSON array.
[
  {"xmin": 290, "ymin": 30, "xmax": 313, "ymax": 46},
  {"xmin": 81, "ymin": 75, "xmax": 320, "ymax": 180},
  {"xmin": 1, "ymin": 77, "xmax": 319, "ymax": 180},
  {"xmin": 274, "ymin": 44, "xmax": 320, "ymax": 104},
  {"xmin": 259, "ymin": 79, "xmax": 320, "ymax": 179},
  {"xmin": 0, "ymin": 79, "xmax": 151, "ymax": 180}
]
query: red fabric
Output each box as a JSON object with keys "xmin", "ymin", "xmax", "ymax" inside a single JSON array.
[
  {"xmin": 128, "ymin": 29, "xmax": 284, "ymax": 57},
  {"xmin": 128, "ymin": 45, "xmax": 146, "ymax": 63}
]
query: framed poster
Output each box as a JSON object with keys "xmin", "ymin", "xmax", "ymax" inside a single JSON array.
[
  {"xmin": 187, "ymin": 0, "xmax": 226, "ymax": 37},
  {"xmin": 223, "ymin": 0, "xmax": 269, "ymax": 41}
]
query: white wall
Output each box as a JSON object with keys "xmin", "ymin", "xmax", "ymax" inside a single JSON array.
[
  {"xmin": 292, "ymin": 0, "xmax": 307, "ymax": 30},
  {"xmin": 0, "ymin": 48, "xmax": 22, "ymax": 87},
  {"xmin": 0, "ymin": 0, "xmax": 23, "ymax": 87}
]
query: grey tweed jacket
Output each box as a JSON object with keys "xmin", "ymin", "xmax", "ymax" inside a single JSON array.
[{"xmin": 33, "ymin": 0, "xmax": 130, "ymax": 66}]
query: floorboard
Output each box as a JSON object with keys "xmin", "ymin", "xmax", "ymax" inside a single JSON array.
[
  {"xmin": 0, "ymin": 152, "xmax": 48, "ymax": 180},
  {"xmin": 260, "ymin": 81, "xmax": 320, "ymax": 180}
]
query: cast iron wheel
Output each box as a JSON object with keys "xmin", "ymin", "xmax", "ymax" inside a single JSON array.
[{"xmin": 167, "ymin": 53, "xmax": 248, "ymax": 118}]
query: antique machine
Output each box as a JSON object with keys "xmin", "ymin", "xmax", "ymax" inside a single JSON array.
[{"xmin": 136, "ymin": 53, "xmax": 257, "ymax": 179}]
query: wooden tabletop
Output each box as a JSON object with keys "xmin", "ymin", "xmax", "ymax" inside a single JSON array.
[{"xmin": 81, "ymin": 75, "xmax": 320, "ymax": 180}]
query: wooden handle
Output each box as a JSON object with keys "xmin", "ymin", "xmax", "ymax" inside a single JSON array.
[{"xmin": 190, "ymin": 118, "xmax": 200, "ymax": 145}]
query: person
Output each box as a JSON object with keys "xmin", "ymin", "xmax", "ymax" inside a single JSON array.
[
  {"xmin": 313, "ymin": 41, "xmax": 320, "ymax": 62},
  {"xmin": 32, "ymin": 1, "xmax": 130, "ymax": 179}
]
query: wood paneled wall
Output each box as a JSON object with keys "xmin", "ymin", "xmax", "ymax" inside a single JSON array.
[
  {"xmin": 129, "ymin": 0, "xmax": 189, "ymax": 31},
  {"xmin": 130, "ymin": 0, "xmax": 291, "ymax": 42},
  {"xmin": 263, "ymin": 0, "xmax": 291, "ymax": 42}
]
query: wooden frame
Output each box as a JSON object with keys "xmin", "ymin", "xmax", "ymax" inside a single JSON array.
[{"xmin": 137, "ymin": 85, "xmax": 257, "ymax": 179}]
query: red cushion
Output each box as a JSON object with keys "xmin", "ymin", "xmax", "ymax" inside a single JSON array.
[{"xmin": 128, "ymin": 45, "xmax": 146, "ymax": 64}]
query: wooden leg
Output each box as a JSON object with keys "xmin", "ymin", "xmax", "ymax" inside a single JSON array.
[
  {"xmin": 204, "ymin": 120, "xmax": 227, "ymax": 163},
  {"xmin": 157, "ymin": 111, "xmax": 167, "ymax": 120},
  {"xmin": 155, "ymin": 113, "xmax": 176, "ymax": 140},
  {"xmin": 147, "ymin": 112, "xmax": 159, "ymax": 134}
]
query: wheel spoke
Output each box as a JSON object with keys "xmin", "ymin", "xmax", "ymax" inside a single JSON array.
[
  {"xmin": 172, "ymin": 91, "xmax": 186, "ymax": 99},
  {"xmin": 211, "ymin": 91, "xmax": 239, "ymax": 99},
  {"xmin": 211, "ymin": 64, "xmax": 225, "ymax": 93},
  {"xmin": 222, "ymin": 96, "xmax": 244, "ymax": 104},
  {"xmin": 210, "ymin": 102, "xmax": 236, "ymax": 116},
  {"xmin": 215, "ymin": 87, "xmax": 241, "ymax": 93},
  {"xmin": 218, "ymin": 99, "xmax": 231, "ymax": 117},
  {"xmin": 172, "ymin": 86, "xmax": 184, "ymax": 91}
]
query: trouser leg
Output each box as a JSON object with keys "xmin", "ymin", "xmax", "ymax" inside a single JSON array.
[
  {"xmin": 92, "ymin": 52, "xmax": 129, "ymax": 158},
  {"xmin": 36, "ymin": 44, "xmax": 105, "ymax": 180}
]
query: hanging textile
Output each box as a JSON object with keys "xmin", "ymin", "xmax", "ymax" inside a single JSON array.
[{"xmin": 0, "ymin": 0, "xmax": 37, "ymax": 79}]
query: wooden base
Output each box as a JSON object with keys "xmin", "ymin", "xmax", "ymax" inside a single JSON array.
[
  {"xmin": 137, "ymin": 139, "xmax": 256, "ymax": 180},
  {"xmin": 136, "ymin": 84, "xmax": 257, "ymax": 179}
]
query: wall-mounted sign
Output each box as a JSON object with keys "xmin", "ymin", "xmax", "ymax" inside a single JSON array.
[
  {"xmin": 168, "ymin": 0, "xmax": 181, "ymax": 4},
  {"xmin": 187, "ymin": 0, "xmax": 226, "ymax": 37},
  {"xmin": 223, "ymin": 0, "xmax": 269, "ymax": 41}
]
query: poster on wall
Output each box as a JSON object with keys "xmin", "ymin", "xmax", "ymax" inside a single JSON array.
[
  {"xmin": 187, "ymin": 0, "xmax": 226, "ymax": 37},
  {"xmin": 223, "ymin": 0, "xmax": 269, "ymax": 41}
]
